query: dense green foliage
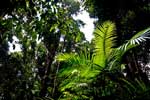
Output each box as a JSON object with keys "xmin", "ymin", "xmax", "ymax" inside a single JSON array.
[
  {"xmin": 57, "ymin": 21, "xmax": 150, "ymax": 100},
  {"xmin": 0, "ymin": 0, "xmax": 150, "ymax": 100}
]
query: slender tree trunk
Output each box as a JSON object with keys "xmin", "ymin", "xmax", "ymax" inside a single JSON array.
[
  {"xmin": 125, "ymin": 50, "xmax": 149, "ymax": 84},
  {"xmin": 39, "ymin": 32, "xmax": 61, "ymax": 97}
]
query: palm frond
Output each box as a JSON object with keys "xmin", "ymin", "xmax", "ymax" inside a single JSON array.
[
  {"xmin": 93, "ymin": 21, "xmax": 117, "ymax": 67},
  {"xmin": 117, "ymin": 27, "xmax": 150, "ymax": 57},
  {"xmin": 108, "ymin": 27, "xmax": 150, "ymax": 70},
  {"xmin": 56, "ymin": 50, "xmax": 100, "ymax": 97},
  {"xmin": 56, "ymin": 51, "xmax": 100, "ymax": 78},
  {"xmin": 56, "ymin": 53, "xmax": 76, "ymax": 62},
  {"xmin": 130, "ymin": 27, "xmax": 150, "ymax": 42}
]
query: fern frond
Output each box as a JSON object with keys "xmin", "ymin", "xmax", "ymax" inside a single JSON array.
[{"xmin": 93, "ymin": 21, "xmax": 117, "ymax": 67}]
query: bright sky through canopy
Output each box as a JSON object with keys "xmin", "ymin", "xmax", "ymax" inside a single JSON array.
[
  {"xmin": 9, "ymin": 10, "xmax": 95, "ymax": 52},
  {"xmin": 73, "ymin": 10, "xmax": 97, "ymax": 41}
]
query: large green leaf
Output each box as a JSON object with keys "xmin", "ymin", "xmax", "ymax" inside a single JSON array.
[{"xmin": 93, "ymin": 21, "xmax": 116, "ymax": 67}]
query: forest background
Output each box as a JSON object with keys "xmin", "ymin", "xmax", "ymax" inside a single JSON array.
[{"xmin": 0, "ymin": 0, "xmax": 150, "ymax": 100}]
